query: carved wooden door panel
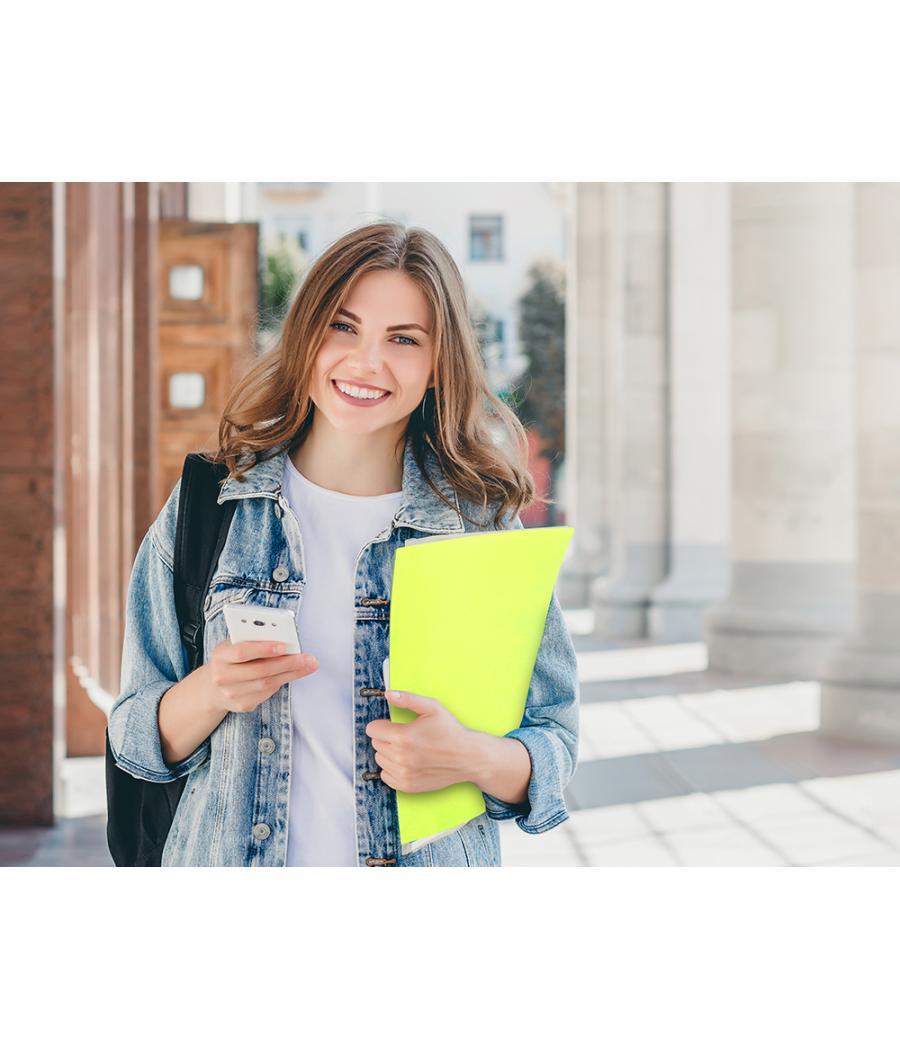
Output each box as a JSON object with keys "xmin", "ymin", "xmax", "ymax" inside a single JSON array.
[{"xmin": 156, "ymin": 221, "xmax": 258, "ymax": 509}]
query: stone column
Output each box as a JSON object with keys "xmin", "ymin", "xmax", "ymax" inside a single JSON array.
[
  {"xmin": 706, "ymin": 184, "xmax": 856, "ymax": 676},
  {"xmin": 649, "ymin": 183, "xmax": 731, "ymax": 640},
  {"xmin": 820, "ymin": 184, "xmax": 900, "ymax": 745},
  {"xmin": 559, "ymin": 182, "xmax": 622, "ymax": 607},
  {"xmin": 591, "ymin": 183, "xmax": 670, "ymax": 637}
]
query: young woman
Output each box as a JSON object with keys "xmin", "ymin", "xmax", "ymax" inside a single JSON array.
[{"xmin": 108, "ymin": 221, "xmax": 579, "ymax": 867}]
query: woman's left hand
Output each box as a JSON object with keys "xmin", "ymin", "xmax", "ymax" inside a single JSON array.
[{"xmin": 364, "ymin": 691, "xmax": 480, "ymax": 793}]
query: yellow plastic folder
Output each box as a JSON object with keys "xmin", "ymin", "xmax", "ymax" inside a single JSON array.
[{"xmin": 386, "ymin": 525, "xmax": 574, "ymax": 847}]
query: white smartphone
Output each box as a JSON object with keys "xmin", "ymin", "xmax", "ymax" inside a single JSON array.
[{"xmin": 222, "ymin": 602, "xmax": 302, "ymax": 655}]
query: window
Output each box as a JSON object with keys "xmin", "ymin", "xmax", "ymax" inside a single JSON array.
[
  {"xmin": 469, "ymin": 215, "xmax": 503, "ymax": 261},
  {"xmin": 167, "ymin": 264, "xmax": 204, "ymax": 301},
  {"xmin": 168, "ymin": 372, "xmax": 206, "ymax": 410}
]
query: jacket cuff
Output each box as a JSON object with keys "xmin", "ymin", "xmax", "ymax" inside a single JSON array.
[
  {"xmin": 481, "ymin": 726, "xmax": 570, "ymax": 835},
  {"xmin": 108, "ymin": 679, "xmax": 211, "ymax": 783}
]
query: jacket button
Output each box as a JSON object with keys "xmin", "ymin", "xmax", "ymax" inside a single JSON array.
[
  {"xmin": 258, "ymin": 737, "xmax": 276, "ymax": 755},
  {"xmin": 272, "ymin": 566, "xmax": 290, "ymax": 582},
  {"xmin": 252, "ymin": 823, "xmax": 271, "ymax": 840},
  {"xmin": 365, "ymin": 856, "xmax": 397, "ymax": 866}
]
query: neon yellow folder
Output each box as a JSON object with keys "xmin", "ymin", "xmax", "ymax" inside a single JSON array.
[{"xmin": 386, "ymin": 525, "xmax": 574, "ymax": 848}]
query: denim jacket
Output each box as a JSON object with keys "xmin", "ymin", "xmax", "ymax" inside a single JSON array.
[{"xmin": 107, "ymin": 431, "xmax": 580, "ymax": 866}]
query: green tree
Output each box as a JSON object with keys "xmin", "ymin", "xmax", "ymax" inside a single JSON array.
[{"xmin": 512, "ymin": 260, "xmax": 566, "ymax": 523}]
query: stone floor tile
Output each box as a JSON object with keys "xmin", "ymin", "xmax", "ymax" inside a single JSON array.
[
  {"xmin": 498, "ymin": 824, "xmax": 583, "ymax": 866},
  {"xmin": 824, "ymin": 850, "xmax": 900, "ymax": 866},
  {"xmin": 663, "ymin": 825, "xmax": 786, "ymax": 866},
  {"xmin": 746, "ymin": 811, "xmax": 888, "ymax": 865},
  {"xmin": 566, "ymin": 804, "xmax": 648, "ymax": 844},
  {"xmin": 577, "ymin": 713, "xmax": 657, "ymax": 760},
  {"xmin": 581, "ymin": 838, "xmax": 678, "ymax": 866},
  {"xmin": 710, "ymin": 783, "xmax": 825, "ymax": 821},
  {"xmin": 800, "ymin": 770, "xmax": 900, "ymax": 823},
  {"xmin": 636, "ymin": 792, "xmax": 731, "ymax": 833},
  {"xmin": 681, "ymin": 682, "xmax": 819, "ymax": 742},
  {"xmin": 872, "ymin": 822, "xmax": 900, "ymax": 848},
  {"xmin": 621, "ymin": 697, "xmax": 725, "ymax": 751}
]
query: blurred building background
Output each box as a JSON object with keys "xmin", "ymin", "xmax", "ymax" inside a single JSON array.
[{"xmin": 1, "ymin": 181, "xmax": 898, "ymax": 866}]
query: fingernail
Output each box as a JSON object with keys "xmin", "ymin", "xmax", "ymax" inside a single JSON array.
[{"xmin": 272, "ymin": 643, "xmax": 286, "ymax": 655}]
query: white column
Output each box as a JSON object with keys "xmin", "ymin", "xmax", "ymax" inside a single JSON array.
[
  {"xmin": 559, "ymin": 182, "xmax": 622, "ymax": 607},
  {"xmin": 820, "ymin": 184, "xmax": 900, "ymax": 744},
  {"xmin": 649, "ymin": 183, "xmax": 731, "ymax": 640},
  {"xmin": 706, "ymin": 184, "xmax": 856, "ymax": 676},
  {"xmin": 364, "ymin": 183, "xmax": 382, "ymax": 221},
  {"xmin": 591, "ymin": 183, "xmax": 669, "ymax": 637}
]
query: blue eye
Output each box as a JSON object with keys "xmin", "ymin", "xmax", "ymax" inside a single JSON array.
[{"xmin": 329, "ymin": 321, "xmax": 419, "ymax": 346}]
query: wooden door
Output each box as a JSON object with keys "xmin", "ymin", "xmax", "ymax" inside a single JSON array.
[{"xmin": 157, "ymin": 221, "xmax": 258, "ymax": 508}]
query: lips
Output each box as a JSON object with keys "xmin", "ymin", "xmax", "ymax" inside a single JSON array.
[{"xmin": 331, "ymin": 379, "xmax": 392, "ymax": 406}]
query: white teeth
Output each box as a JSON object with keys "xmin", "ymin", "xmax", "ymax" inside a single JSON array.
[{"xmin": 335, "ymin": 381, "xmax": 389, "ymax": 400}]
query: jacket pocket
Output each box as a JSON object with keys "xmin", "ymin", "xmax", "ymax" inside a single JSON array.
[
  {"xmin": 425, "ymin": 816, "xmax": 500, "ymax": 867},
  {"xmin": 458, "ymin": 816, "xmax": 501, "ymax": 866}
]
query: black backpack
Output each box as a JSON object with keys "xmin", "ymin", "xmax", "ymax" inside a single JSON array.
[{"xmin": 104, "ymin": 452, "xmax": 237, "ymax": 866}]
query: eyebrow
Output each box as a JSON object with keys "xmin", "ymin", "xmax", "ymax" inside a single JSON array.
[{"xmin": 337, "ymin": 307, "xmax": 431, "ymax": 334}]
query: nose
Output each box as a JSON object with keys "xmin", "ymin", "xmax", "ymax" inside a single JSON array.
[{"xmin": 349, "ymin": 333, "xmax": 385, "ymax": 376}]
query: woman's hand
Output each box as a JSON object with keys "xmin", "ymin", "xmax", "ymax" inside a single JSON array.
[
  {"xmin": 366, "ymin": 690, "xmax": 533, "ymax": 805},
  {"xmin": 205, "ymin": 640, "xmax": 319, "ymax": 715},
  {"xmin": 365, "ymin": 691, "xmax": 481, "ymax": 793}
]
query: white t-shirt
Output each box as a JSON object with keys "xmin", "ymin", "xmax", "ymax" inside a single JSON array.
[{"xmin": 282, "ymin": 454, "xmax": 403, "ymax": 866}]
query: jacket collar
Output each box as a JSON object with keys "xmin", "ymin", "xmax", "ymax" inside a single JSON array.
[{"xmin": 216, "ymin": 430, "xmax": 465, "ymax": 535}]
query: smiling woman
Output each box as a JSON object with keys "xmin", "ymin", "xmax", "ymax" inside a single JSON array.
[
  {"xmin": 291, "ymin": 267, "xmax": 441, "ymax": 495},
  {"xmin": 212, "ymin": 221, "xmax": 541, "ymax": 524},
  {"xmin": 108, "ymin": 220, "xmax": 579, "ymax": 868}
]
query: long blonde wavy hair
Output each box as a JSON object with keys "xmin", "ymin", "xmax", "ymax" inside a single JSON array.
[{"xmin": 204, "ymin": 220, "xmax": 547, "ymax": 528}]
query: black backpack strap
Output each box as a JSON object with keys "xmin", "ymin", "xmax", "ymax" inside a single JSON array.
[
  {"xmin": 173, "ymin": 453, "xmax": 237, "ymax": 672},
  {"xmin": 106, "ymin": 452, "xmax": 237, "ymax": 867}
]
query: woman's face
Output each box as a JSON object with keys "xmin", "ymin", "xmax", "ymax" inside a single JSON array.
[{"xmin": 308, "ymin": 269, "xmax": 435, "ymax": 436}]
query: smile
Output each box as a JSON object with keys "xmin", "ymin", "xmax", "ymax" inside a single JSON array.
[{"xmin": 331, "ymin": 379, "xmax": 392, "ymax": 406}]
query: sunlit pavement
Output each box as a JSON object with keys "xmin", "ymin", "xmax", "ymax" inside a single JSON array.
[
  {"xmin": 3, "ymin": 611, "xmax": 900, "ymax": 867},
  {"xmin": 500, "ymin": 613, "xmax": 900, "ymax": 866}
]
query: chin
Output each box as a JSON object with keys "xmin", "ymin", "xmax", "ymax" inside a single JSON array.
[{"xmin": 326, "ymin": 412, "xmax": 405, "ymax": 434}]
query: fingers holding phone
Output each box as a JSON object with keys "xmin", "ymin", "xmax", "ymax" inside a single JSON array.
[{"xmin": 205, "ymin": 603, "xmax": 316, "ymax": 715}]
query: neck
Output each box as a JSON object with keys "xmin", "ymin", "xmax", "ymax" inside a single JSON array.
[{"xmin": 291, "ymin": 414, "xmax": 406, "ymax": 496}]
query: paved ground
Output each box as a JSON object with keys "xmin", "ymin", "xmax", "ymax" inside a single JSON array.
[{"xmin": 3, "ymin": 615, "xmax": 899, "ymax": 867}]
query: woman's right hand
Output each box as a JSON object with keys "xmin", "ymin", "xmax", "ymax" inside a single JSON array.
[{"xmin": 204, "ymin": 640, "xmax": 319, "ymax": 714}]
